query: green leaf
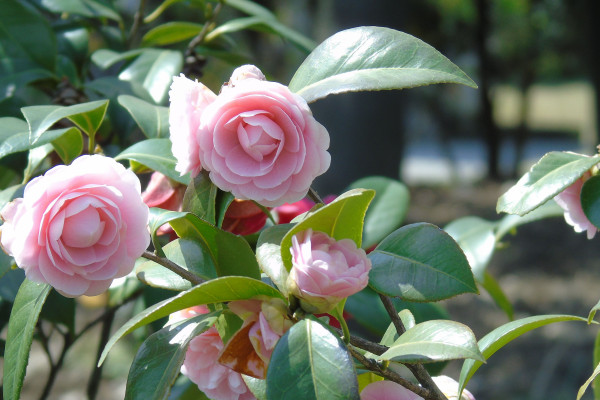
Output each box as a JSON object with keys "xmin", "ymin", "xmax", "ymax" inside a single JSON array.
[
  {"xmin": 480, "ymin": 271, "xmax": 514, "ymax": 321},
  {"xmin": 369, "ymin": 223, "xmax": 477, "ymax": 302},
  {"xmin": 24, "ymin": 144, "xmax": 51, "ymax": 183},
  {"xmin": 99, "ymin": 276, "xmax": 284, "ymax": 366},
  {"xmin": 21, "ymin": 100, "xmax": 109, "ymax": 144},
  {"xmin": 182, "ymin": 171, "xmax": 218, "ymax": 224},
  {"xmin": 589, "ymin": 298, "xmax": 600, "ymax": 324},
  {"xmin": 142, "ymin": 22, "xmax": 204, "ymax": 46},
  {"xmin": 0, "ymin": 0, "xmax": 57, "ymax": 72},
  {"xmin": 497, "ymin": 152, "xmax": 600, "ymax": 216},
  {"xmin": 244, "ymin": 376, "xmax": 267, "ymax": 400},
  {"xmin": 0, "ymin": 70, "xmax": 55, "ymax": 98},
  {"xmin": 3, "ymin": 280, "xmax": 51, "ymax": 400},
  {"xmin": 266, "ymin": 319, "xmax": 359, "ymax": 400},
  {"xmin": 118, "ymin": 49, "xmax": 183, "ymax": 104},
  {"xmin": 458, "ymin": 314, "xmax": 588, "ymax": 395},
  {"xmin": 144, "ymin": 0, "xmax": 188, "ymax": 23},
  {"xmin": 347, "ymin": 176, "xmax": 409, "ymax": 249},
  {"xmin": 125, "ymin": 312, "xmax": 220, "ymax": 400},
  {"xmin": 257, "ymin": 224, "xmax": 293, "ymax": 296},
  {"xmin": 40, "ymin": 0, "xmax": 122, "ymax": 21},
  {"xmin": 169, "ymin": 213, "xmax": 261, "ymax": 279},
  {"xmin": 582, "ymin": 175, "xmax": 600, "ymax": 229},
  {"xmin": 377, "ymin": 320, "xmax": 483, "ymax": 364},
  {"xmin": 91, "ymin": 48, "xmax": 146, "ymax": 69},
  {"xmin": 378, "ymin": 309, "xmax": 416, "ymax": 348},
  {"xmin": 136, "ymin": 238, "xmax": 217, "ymax": 291},
  {"xmin": 115, "ymin": 138, "xmax": 189, "ymax": 185},
  {"xmin": 51, "ymin": 127, "xmax": 83, "ymax": 164},
  {"xmin": 445, "ymin": 216, "xmax": 496, "ymax": 281},
  {"xmin": 288, "ymin": 26, "xmax": 477, "ymax": 103},
  {"xmin": 578, "ymin": 357, "xmax": 600, "ymax": 400},
  {"xmin": 280, "ymin": 189, "xmax": 375, "ymax": 271},
  {"xmin": 118, "ymin": 95, "xmax": 169, "ymax": 139},
  {"xmin": 495, "ymin": 199, "xmax": 563, "ymax": 240},
  {"xmin": 0, "ymin": 125, "xmax": 81, "ymax": 160},
  {"xmin": 225, "ymin": 0, "xmax": 277, "ymax": 20}
]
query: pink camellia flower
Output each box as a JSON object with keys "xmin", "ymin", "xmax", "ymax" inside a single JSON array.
[
  {"xmin": 287, "ymin": 229, "xmax": 371, "ymax": 313},
  {"xmin": 221, "ymin": 199, "xmax": 268, "ymax": 236},
  {"xmin": 554, "ymin": 172, "xmax": 597, "ymax": 239},
  {"xmin": 360, "ymin": 377, "xmax": 476, "ymax": 400},
  {"xmin": 169, "ymin": 64, "xmax": 331, "ymax": 207},
  {"xmin": 0, "ymin": 155, "xmax": 149, "ymax": 297},
  {"xmin": 361, "ymin": 381, "xmax": 423, "ymax": 400},
  {"xmin": 219, "ymin": 298, "xmax": 292, "ymax": 379},
  {"xmin": 169, "ymin": 306, "xmax": 255, "ymax": 400},
  {"xmin": 274, "ymin": 195, "xmax": 335, "ymax": 224}
]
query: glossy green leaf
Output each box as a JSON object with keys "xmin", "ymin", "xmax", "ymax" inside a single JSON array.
[
  {"xmin": 289, "ymin": 26, "xmax": 477, "ymax": 103},
  {"xmin": 481, "ymin": 271, "xmax": 513, "ymax": 321},
  {"xmin": 136, "ymin": 238, "xmax": 217, "ymax": 291},
  {"xmin": 84, "ymin": 77, "xmax": 156, "ymax": 103},
  {"xmin": 497, "ymin": 152, "xmax": 600, "ymax": 216},
  {"xmin": 21, "ymin": 100, "xmax": 109, "ymax": 144},
  {"xmin": 581, "ymin": 175, "xmax": 600, "ymax": 229},
  {"xmin": 40, "ymin": 0, "xmax": 121, "ymax": 21},
  {"xmin": 147, "ymin": 207, "xmax": 187, "ymax": 256},
  {"xmin": 578, "ymin": 358, "xmax": 600, "ymax": 400},
  {"xmin": 458, "ymin": 314, "xmax": 588, "ymax": 395},
  {"xmin": 495, "ymin": 199, "xmax": 563, "ymax": 240},
  {"xmin": 99, "ymin": 276, "xmax": 284, "ymax": 365},
  {"xmin": 257, "ymin": 224, "xmax": 293, "ymax": 296},
  {"xmin": 589, "ymin": 298, "xmax": 600, "ymax": 324},
  {"xmin": 142, "ymin": 22, "xmax": 204, "ymax": 46},
  {"xmin": 51, "ymin": 127, "xmax": 83, "ymax": 164},
  {"xmin": 0, "ymin": 70, "xmax": 54, "ymax": 98},
  {"xmin": 3, "ymin": 280, "xmax": 51, "ymax": 400},
  {"xmin": 182, "ymin": 171, "xmax": 218, "ymax": 224},
  {"xmin": 225, "ymin": 0, "xmax": 277, "ymax": 20},
  {"xmin": 244, "ymin": 376, "xmax": 267, "ymax": 400},
  {"xmin": 0, "ymin": 125, "xmax": 81, "ymax": 160},
  {"xmin": 266, "ymin": 319, "xmax": 359, "ymax": 400},
  {"xmin": 144, "ymin": 0, "xmax": 188, "ymax": 23},
  {"xmin": 115, "ymin": 138, "xmax": 189, "ymax": 185},
  {"xmin": 445, "ymin": 216, "xmax": 496, "ymax": 281},
  {"xmin": 118, "ymin": 49, "xmax": 183, "ymax": 104},
  {"xmin": 348, "ymin": 176, "xmax": 409, "ymax": 249},
  {"xmin": 369, "ymin": 223, "xmax": 477, "ymax": 302},
  {"xmin": 125, "ymin": 312, "xmax": 220, "ymax": 400},
  {"xmin": 169, "ymin": 213, "xmax": 260, "ymax": 279},
  {"xmin": 0, "ymin": 0, "xmax": 57, "ymax": 72},
  {"xmin": 377, "ymin": 320, "xmax": 483, "ymax": 363},
  {"xmin": 91, "ymin": 48, "xmax": 146, "ymax": 69},
  {"xmin": 280, "ymin": 189, "xmax": 375, "ymax": 271},
  {"xmin": 378, "ymin": 309, "xmax": 416, "ymax": 349},
  {"xmin": 23, "ymin": 144, "xmax": 50, "ymax": 183},
  {"xmin": 118, "ymin": 95, "xmax": 169, "ymax": 138}
]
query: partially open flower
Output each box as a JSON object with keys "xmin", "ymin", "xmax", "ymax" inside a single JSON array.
[
  {"xmin": 219, "ymin": 298, "xmax": 292, "ymax": 379},
  {"xmin": 287, "ymin": 229, "xmax": 371, "ymax": 313},
  {"xmin": 221, "ymin": 199, "xmax": 268, "ymax": 236},
  {"xmin": 554, "ymin": 172, "xmax": 597, "ymax": 239}
]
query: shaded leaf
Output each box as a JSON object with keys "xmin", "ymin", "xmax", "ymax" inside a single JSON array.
[
  {"xmin": 377, "ymin": 320, "xmax": 483, "ymax": 364},
  {"xmin": 99, "ymin": 276, "xmax": 284, "ymax": 366},
  {"xmin": 0, "ymin": 125, "xmax": 81, "ymax": 160},
  {"xmin": 445, "ymin": 216, "xmax": 496, "ymax": 281},
  {"xmin": 578, "ymin": 356, "xmax": 600, "ymax": 400},
  {"xmin": 266, "ymin": 319, "xmax": 359, "ymax": 400},
  {"xmin": 91, "ymin": 48, "xmax": 145, "ymax": 69},
  {"xmin": 3, "ymin": 280, "xmax": 51, "ymax": 400},
  {"xmin": 51, "ymin": 127, "xmax": 83, "ymax": 164},
  {"xmin": 40, "ymin": 0, "xmax": 121, "ymax": 21},
  {"xmin": 495, "ymin": 199, "xmax": 563, "ymax": 240},
  {"xmin": 497, "ymin": 152, "xmax": 600, "ymax": 216},
  {"xmin": 369, "ymin": 223, "xmax": 477, "ymax": 302},
  {"xmin": 289, "ymin": 26, "xmax": 477, "ymax": 103},
  {"xmin": 182, "ymin": 171, "xmax": 218, "ymax": 224},
  {"xmin": 115, "ymin": 138, "xmax": 189, "ymax": 185},
  {"xmin": 458, "ymin": 314, "xmax": 587, "ymax": 395},
  {"xmin": 256, "ymin": 224, "xmax": 293, "ymax": 296},
  {"xmin": 582, "ymin": 175, "xmax": 600, "ymax": 229},
  {"xmin": 118, "ymin": 95, "xmax": 169, "ymax": 138},
  {"xmin": 481, "ymin": 271, "xmax": 513, "ymax": 321},
  {"xmin": 142, "ymin": 22, "xmax": 204, "ymax": 46}
]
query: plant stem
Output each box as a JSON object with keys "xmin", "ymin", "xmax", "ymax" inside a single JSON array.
[
  {"xmin": 39, "ymin": 331, "xmax": 74, "ymax": 400},
  {"xmin": 87, "ymin": 308, "xmax": 116, "ymax": 400},
  {"xmin": 128, "ymin": 0, "xmax": 147, "ymax": 47},
  {"xmin": 184, "ymin": 0, "xmax": 224, "ymax": 75},
  {"xmin": 378, "ymin": 294, "xmax": 448, "ymax": 400},
  {"xmin": 142, "ymin": 250, "xmax": 204, "ymax": 285}
]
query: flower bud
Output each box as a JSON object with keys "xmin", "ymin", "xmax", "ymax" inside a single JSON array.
[{"xmin": 287, "ymin": 229, "xmax": 371, "ymax": 313}]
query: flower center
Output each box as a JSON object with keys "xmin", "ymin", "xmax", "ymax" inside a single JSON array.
[{"xmin": 61, "ymin": 205, "xmax": 105, "ymax": 248}]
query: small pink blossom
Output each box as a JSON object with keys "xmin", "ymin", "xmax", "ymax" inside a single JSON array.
[
  {"xmin": 554, "ymin": 173, "xmax": 597, "ymax": 239},
  {"xmin": 168, "ymin": 65, "xmax": 330, "ymax": 207},
  {"xmin": 141, "ymin": 172, "xmax": 185, "ymax": 235},
  {"xmin": 287, "ymin": 229, "xmax": 371, "ymax": 313},
  {"xmin": 361, "ymin": 381, "xmax": 423, "ymax": 400},
  {"xmin": 221, "ymin": 199, "xmax": 268, "ymax": 236},
  {"xmin": 219, "ymin": 298, "xmax": 291, "ymax": 379},
  {"xmin": 0, "ymin": 155, "xmax": 150, "ymax": 297}
]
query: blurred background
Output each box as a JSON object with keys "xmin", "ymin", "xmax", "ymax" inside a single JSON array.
[{"xmin": 10, "ymin": 0, "xmax": 600, "ymax": 399}]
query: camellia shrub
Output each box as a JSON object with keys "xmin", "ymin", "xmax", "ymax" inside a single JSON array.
[{"xmin": 2, "ymin": 1, "xmax": 600, "ymax": 400}]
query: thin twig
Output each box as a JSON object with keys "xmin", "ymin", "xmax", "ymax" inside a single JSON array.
[
  {"xmin": 87, "ymin": 308, "xmax": 116, "ymax": 400},
  {"xmin": 378, "ymin": 294, "xmax": 448, "ymax": 400},
  {"xmin": 332, "ymin": 326, "xmax": 388, "ymax": 355},
  {"xmin": 39, "ymin": 332, "xmax": 74, "ymax": 400},
  {"xmin": 185, "ymin": 1, "xmax": 224, "ymax": 59},
  {"xmin": 348, "ymin": 346, "xmax": 436, "ymax": 400},
  {"xmin": 128, "ymin": 0, "xmax": 147, "ymax": 47},
  {"xmin": 142, "ymin": 250, "xmax": 204, "ymax": 285}
]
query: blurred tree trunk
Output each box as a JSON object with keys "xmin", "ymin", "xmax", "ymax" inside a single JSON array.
[{"xmin": 476, "ymin": 0, "xmax": 500, "ymax": 179}]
